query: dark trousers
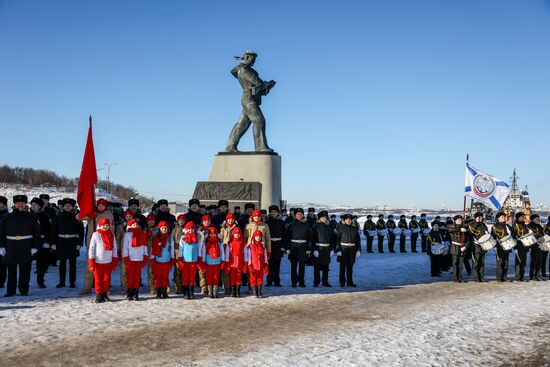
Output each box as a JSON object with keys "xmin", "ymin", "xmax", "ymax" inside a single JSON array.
[
  {"xmin": 529, "ymin": 245, "xmax": 542, "ymax": 279},
  {"xmin": 496, "ymin": 247, "xmax": 510, "ymax": 281},
  {"xmin": 472, "ymin": 250, "xmax": 486, "ymax": 280},
  {"xmin": 49, "ymin": 251, "xmax": 57, "ymax": 266},
  {"xmin": 430, "ymin": 254, "xmax": 442, "ymax": 275},
  {"xmin": 399, "ymin": 235, "xmax": 406, "ymax": 253},
  {"xmin": 339, "ymin": 262, "xmax": 354, "ymax": 285},
  {"xmin": 388, "ymin": 233, "xmax": 396, "ymax": 252},
  {"xmin": 366, "ymin": 236, "xmax": 374, "ymax": 252},
  {"xmin": 463, "ymin": 250, "xmax": 472, "ymax": 274},
  {"xmin": 410, "ymin": 234, "xmax": 418, "ymax": 252},
  {"xmin": 36, "ymin": 251, "xmax": 49, "ymax": 285},
  {"xmin": 377, "ymin": 235, "xmax": 384, "ymax": 253},
  {"xmin": 452, "ymin": 254, "xmax": 464, "ymax": 280},
  {"xmin": 59, "ymin": 256, "xmax": 77, "ymax": 286},
  {"xmin": 313, "ymin": 264, "xmax": 329, "ymax": 285},
  {"xmin": 541, "ymin": 251, "xmax": 548, "ymax": 277},
  {"xmin": 421, "ymin": 235, "xmax": 427, "ymax": 252},
  {"xmin": 0, "ymin": 258, "xmax": 6, "ymax": 286},
  {"xmin": 6, "ymin": 263, "xmax": 31, "ymax": 295},
  {"xmin": 267, "ymin": 257, "xmax": 282, "ymax": 286},
  {"xmin": 515, "ymin": 245, "xmax": 529, "ymax": 280},
  {"xmin": 290, "ymin": 260, "xmax": 305, "ymax": 286}
]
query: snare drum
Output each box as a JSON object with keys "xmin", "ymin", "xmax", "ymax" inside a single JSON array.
[
  {"xmin": 538, "ymin": 235, "xmax": 550, "ymax": 252},
  {"xmin": 378, "ymin": 229, "xmax": 388, "ymax": 237},
  {"xmin": 367, "ymin": 230, "xmax": 377, "ymax": 237},
  {"xmin": 402, "ymin": 229, "xmax": 411, "ymax": 236},
  {"xmin": 431, "ymin": 243, "xmax": 445, "ymax": 255},
  {"xmin": 392, "ymin": 228, "xmax": 402, "ymax": 236},
  {"xmin": 443, "ymin": 241, "xmax": 450, "ymax": 254},
  {"xmin": 499, "ymin": 235, "xmax": 516, "ymax": 251},
  {"xmin": 422, "ymin": 228, "xmax": 431, "ymax": 236},
  {"xmin": 519, "ymin": 232, "xmax": 537, "ymax": 247},
  {"xmin": 412, "ymin": 228, "xmax": 421, "ymax": 234},
  {"xmin": 475, "ymin": 234, "xmax": 496, "ymax": 251}
]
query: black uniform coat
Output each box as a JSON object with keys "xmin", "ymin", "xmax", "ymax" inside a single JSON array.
[
  {"xmin": 311, "ymin": 221, "xmax": 336, "ymax": 266},
  {"xmin": 155, "ymin": 210, "xmax": 176, "ymax": 231},
  {"xmin": 35, "ymin": 211, "xmax": 52, "ymax": 251},
  {"xmin": 185, "ymin": 209, "xmax": 203, "ymax": 227},
  {"xmin": 0, "ymin": 209, "xmax": 41, "ymax": 264},
  {"xmin": 335, "ymin": 224, "xmax": 361, "ymax": 265},
  {"xmin": 448, "ymin": 224, "xmax": 465, "ymax": 255},
  {"xmin": 363, "ymin": 220, "xmax": 376, "ymax": 236},
  {"xmin": 468, "ymin": 222, "xmax": 489, "ymax": 254},
  {"xmin": 266, "ymin": 215, "xmax": 286, "ymax": 260},
  {"xmin": 52, "ymin": 211, "xmax": 84, "ymax": 259},
  {"xmin": 285, "ymin": 220, "xmax": 311, "ymax": 263}
]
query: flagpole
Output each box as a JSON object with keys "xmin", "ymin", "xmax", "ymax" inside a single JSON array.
[{"xmin": 461, "ymin": 154, "xmax": 469, "ymax": 247}]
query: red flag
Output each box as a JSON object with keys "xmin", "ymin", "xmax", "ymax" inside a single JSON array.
[{"xmin": 77, "ymin": 116, "xmax": 98, "ymax": 220}]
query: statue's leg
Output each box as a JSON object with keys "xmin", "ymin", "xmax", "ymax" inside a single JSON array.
[
  {"xmin": 246, "ymin": 102, "xmax": 272, "ymax": 152},
  {"xmin": 225, "ymin": 111, "xmax": 251, "ymax": 152}
]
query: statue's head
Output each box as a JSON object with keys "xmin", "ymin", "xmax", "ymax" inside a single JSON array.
[{"xmin": 242, "ymin": 50, "xmax": 257, "ymax": 66}]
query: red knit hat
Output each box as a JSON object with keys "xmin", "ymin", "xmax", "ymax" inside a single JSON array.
[
  {"xmin": 226, "ymin": 213, "xmax": 235, "ymax": 221},
  {"xmin": 146, "ymin": 213, "xmax": 156, "ymax": 222},
  {"xmin": 157, "ymin": 221, "xmax": 170, "ymax": 229},
  {"xmin": 252, "ymin": 209, "xmax": 262, "ymax": 218},
  {"xmin": 123, "ymin": 209, "xmax": 134, "ymax": 219},
  {"xmin": 177, "ymin": 214, "xmax": 187, "ymax": 221},
  {"xmin": 96, "ymin": 198, "xmax": 108, "ymax": 207},
  {"xmin": 98, "ymin": 218, "xmax": 111, "ymax": 227},
  {"xmin": 184, "ymin": 221, "xmax": 196, "ymax": 230},
  {"xmin": 201, "ymin": 215, "xmax": 212, "ymax": 223},
  {"xmin": 207, "ymin": 226, "xmax": 218, "ymax": 236},
  {"xmin": 127, "ymin": 218, "xmax": 138, "ymax": 227}
]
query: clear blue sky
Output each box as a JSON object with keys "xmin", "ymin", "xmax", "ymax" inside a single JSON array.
[{"xmin": 1, "ymin": 0, "xmax": 549, "ymax": 208}]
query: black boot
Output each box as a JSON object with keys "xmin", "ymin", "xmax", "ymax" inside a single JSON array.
[
  {"xmin": 258, "ymin": 285, "xmax": 263, "ymax": 298},
  {"xmin": 236, "ymin": 285, "xmax": 241, "ymax": 298},
  {"xmin": 190, "ymin": 286, "xmax": 195, "ymax": 299},
  {"xmin": 156, "ymin": 288, "xmax": 162, "ymax": 299},
  {"xmin": 162, "ymin": 288, "xmax": 169, "ymax": 299},
  {"xmin": 253, "ymin": 286, "xmax": 259, "ymax": 298},
  {"xmin": 126, "ymin": 288, "xmax": 133, "ymax": 301},
  {"xmin": 208, "ymin": 285, "xmax": 214, "ymax": 298},
  {"xmin": 95, "ymin": 294, "xmax": 104, "ymax": 303},
  {"xmin": 103, "ymin": 293, "xmax": 111, "ymax": 301},
  {"xmin": 213, "ymin": 285, "xmax": 218, "ymax": 299},
  {"xmin": 231, "ymin": 285, "xmax": 237, "ymax": 297},
  {"xmin": 133, "ymin": 289, "xmax": 140, "ymax": 301}
]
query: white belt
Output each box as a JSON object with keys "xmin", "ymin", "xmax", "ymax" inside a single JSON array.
[
  {"xmin": 58, "ymin": 234, "xmax": 79, "ymax": 238},
  {"xmin": 40, "ymin": 235, "xmax": 45, "ymax": 238},
  {"xmin": 340, "ymin": 242, "xmax": 355, "ymax": 247},
  {"xmin": 271, "ymin": 237, "xmax": 282, "ymax": 241},
  {"xmin": 316, "ymin": 243, "xmax": 330, "ymax": 247},
  {"xmin": 291, "ymin": 239, "xmax": 307, "ymax": 243},
  {"xmin": 6, "ymin": 235, "xmax": 33, "ymax": 240},
  {"xmin": 452, "ymin": 242, "xmax": 462, "ymax": 246}
]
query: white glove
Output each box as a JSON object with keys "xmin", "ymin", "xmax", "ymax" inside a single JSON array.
[
  {"xmin": 460, "ymin": 246, "xmax": 466, "ymax": 252},
  {"xmin": 31, "ymin": 248, "xmax": 38, "ymax": 256},
  {"xmin": 330, "ymin": 250, "xmax": 334, "ymax": 257},
  {"xmin": 76, "ymin": 245, "xmax": 82, "ymax": 251},
  {"xmin": 460, "ymin": 228, "xmax": 467, "ymax": 233},
  {"xmin": 313, "ymin": 250, "xmax": 319, "ymax": 258},
  {"xmin": 356, "ymin": 251, "xmax": 361, "ymax": 258},
  {"xmin": 43, "ymin": 243, "xmax": 50, "ymax": 249},
  {"xmin": 286, "ymin": 250, "xmax": 291, "ymax": 255},
  {"xmin": 336, "ymin": 251, "xmax": 342, "ymax": 256},
  {"xmin": 51, "ymin": 245, "xmax": 57, "ymax": 251},
  {"xmin": 306, "ymin": 251, "xmax": 311, "ymax": 255},
  {"xmin": 0, "ymin": 248, "xmax": 6, "ymax": 256}
]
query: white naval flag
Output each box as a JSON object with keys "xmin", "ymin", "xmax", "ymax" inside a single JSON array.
[{"xmin": 464, "ymin": 163, "xmax": 510, "ymax": 210}]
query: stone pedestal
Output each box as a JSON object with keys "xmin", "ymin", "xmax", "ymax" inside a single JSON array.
[{"xmin": 193, "ymin": 152, "xmax": 282, "ymax": 210}]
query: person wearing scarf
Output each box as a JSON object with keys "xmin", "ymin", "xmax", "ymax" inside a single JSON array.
[
  {"xmin": 116, "ymin": 209, "xmax": 134, "ymax": 294},
  {"xmin": 88, "ymin": 218, "xmax": 119, "ymax": 303},
  {"xmin": 199, "ymin": 226, "xmax": 225, "ymax": 298},
  {"xmin": 220, "ymin": 213, "xmax": 238, "ymax": 295},
  {"xmin": 171, "ymin": 214, "xmax": 187, "ymax": 295},
  {"xmin": 227, "ymin": 224, "xmax": 247, "ymax": 297},
  {"xmin": 145, "ymin": 213, "xmax": 157, "ymax": 294},
  {"xmin": 122, "ymin": 219, "xmax": 148, "ymax": 300},
  {"xmin": 151, "ymin": 221, "xmax": 175, "ymax": 299},
  {"xmin": 177, "ymin": 221, "xmax": 202, "ymax": 299},
  {"xmin": 248, "ymin": 230, "xmax": 269, "ymax": 298},
  {"xmin": 197, "ymin": 215, "xmax": 213, "ymax": 295}
]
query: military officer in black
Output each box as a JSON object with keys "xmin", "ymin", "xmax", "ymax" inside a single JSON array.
[
  {"xmin": 335, "ymin": 214, "xmax": 361, "ymax": 287},
  {"xmin": 491, "ymin": 212, "xmax": 513, "ymax": 282},
  {"xmin": 265, "ymin": 205, "xmax": 286, "ymax": 287},
  {"xmin": 419, "ymin": 213, "xmax": 429, "ymax": 253},
  {"xmin": 238, "ymin": 203, "xmax": 255, "ymax": 231},
  {"xmin": 30, "ymin": 197, "xmax": 52, "ymax": 288},
  {"xmin": 386, "ymin": 215, "xmax": 397, "ymax": 253},
  {"xmin": 467, "ymin": 212, "xmax": 489, "ymax": 282},
  {"xmin": 397, "ymin": 215, "xmax": 408, "ymax": 253},
  {"xmin": 409, "ymin": 215, "xmax": 420, "ymax": 253},
  {"xmin": 311, "ymin": 210, "xmax": 335, "ymax": 287},
  {"xmin": 213, "ymin": 199, "xmax": 230, "ymax": 230},
  {"xmin": 376, "ymin": 214, "xmax": 386, "ymax": 253},
  {"xmin": 362, "ymin": 215, "xmax": 376, "ymax": 253},
  {"xmin": 285, "ymin": 208, "xmax": 311, "ymax": 287},
  {"xmin": 0, "ymin": 195, "xmax": 9, "ymax": 288},
  {"xmin": 0, "ymin": 195, "xmax": 41, "ymax": 296},
  {"xmin": 128, "ymin": 198, "xmax": 147, "ymax": 230},
  {"xmin": 449, "ymin": 215, "xmax": 468, "ymax": 282},
  {"xmin": 528, "ymin": 214, "xmax": 545, "ymax": 281},
  {"xmin": 39, "ymin": 194, "xmax": 59, "ymax": 267},
  {"xmin": 52, "ymin": 198, "xmax": 84, "ymax": 288},
  {"xmin": 512, "ymin": 212, "xmax": 530, "ymax": 282}
]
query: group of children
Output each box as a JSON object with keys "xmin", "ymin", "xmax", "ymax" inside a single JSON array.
[{"xmin": 87, "ymin": 211, "xmax": 269, "ymax": 303}]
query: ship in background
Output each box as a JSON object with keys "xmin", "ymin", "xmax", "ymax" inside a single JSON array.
[{"xmin": 503, "ymin": 168, "xmax": 532, "ymax": 222}]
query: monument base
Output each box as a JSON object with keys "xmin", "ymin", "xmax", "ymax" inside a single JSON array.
[{"xmin": 193, "ymin": 152, "xmax": 282, "ymax": 210}]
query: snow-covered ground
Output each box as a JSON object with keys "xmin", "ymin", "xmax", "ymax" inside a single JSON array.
[{"xmin": 1, "ymin": 237, "xmax": 550, "ymax": 367}]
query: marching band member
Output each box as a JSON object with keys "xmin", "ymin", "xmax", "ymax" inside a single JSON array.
[
  {"xmin": 177, "ymin": 221, "xmax": 202, "ymax": 299},
  {"xmin": 362, "ymin": 215, "xmax": 376, "ymax": 253},
  {"xmin": 409, "ymin": 215, "xmax": 420, "ymax": 253},
  {"xmin": 88, "ymin": 218, "xmax": 119, "ymax": 303},
  {"xmin": 513, "ymin": 212, "xmax": 530, "ymax": 282},
  {"xmin": 376, "ymin": 214, "xmax": 386, "ymax": 253},
  {"xmin": 491, "ymin": 212, "xmax": 513, "ymax": 282},
  {"xmin": 398, "ymin": 215, "xmax": 408, "ymax": 253},
  {"xmin": 467, "ymin": 212, "xmax": 489, "ymax": 282},
  {"xmin": 199, "ymin": 226, "xmax": 225, "ymax": 298},
  {"xmin": 248, "ymin": 230, "xmax": 268, "ymax": 297},
  {"xmin": 311, "ymin": 210, "xmax": 336, "ymax": 287},
  {"xmin": 386, "ymin": 215, "xmax": 397, "ymax": 253},
  {"xmin": 448, "ymin": 215, "xmax": 468, "ymax": 283},
  {"xmin": 151, "ymin": 221, "xmax": 175, "ymax": 299},
  {"xmin": 122, "ymin": 219, "xmax": 148, "ymax": 300},
  {"xmin": 419, "ymin": 213, "xmax": 430, "ymax": 253},
  {"xmin": 335, "ymin": 214, "xmax": 361, "ymax": 287},
  {"xmin": 527, "ymin": 214, "xmax": 545, "ymax": 281},
  {"xmin": 427, "ymin": 220, "xmax": 443, "ymax": 277}
]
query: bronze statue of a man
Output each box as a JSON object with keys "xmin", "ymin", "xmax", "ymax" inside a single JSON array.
[{"xmin": 225, "ymin": 50, "xmax": 276, "ymax": 153}]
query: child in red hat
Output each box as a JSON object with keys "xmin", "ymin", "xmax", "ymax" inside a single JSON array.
[
  {"xmin": 199, "ymin": 226, "xmax": 225, "ymax": 298},
  {"xmin": 145, "ymin": 213, "xmax": 157, "ymax": 294},
  {"xmin": 177, "ymin": 221, "xmax": 202, "ymax": 299},
  {"xmin": 248, "ymin": 230, "xmax": 269, "ymax": 298},
  {"xmin": 151, "ymin": 221, "xmax": 175, "ymax": 299},
  {"xmin": 122, "ymin": 219, "xmax": 148, "ymax": 300},
  {"xmin": 88, "ymin": 218, "xmax": 119, "ymax": 303},
  {"xmin": 227, "ymin": 224, "xmax": 246, "ymax": 297}
]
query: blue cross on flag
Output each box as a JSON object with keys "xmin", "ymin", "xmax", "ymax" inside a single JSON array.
[{"xmin": 465, "ymin": 163, "xmax": 510, "ymax": 210}]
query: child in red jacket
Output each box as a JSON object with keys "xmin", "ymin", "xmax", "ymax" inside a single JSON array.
[
  {"xmin": 122, "ymin": 219, "xmax": 148, "ymax": 300},
  {"xmin": 248, "ymin": 230, "xmax": 268, "ymax": 298},
  {"xmin": 151, "ymin": 221, "xmax": 175, "ymax": 299},
  {"xmin": 227, "ymin": 226, "xmax": 246, "ymax": 297},
  {"xmin": 88, "ymin": 218, "xmax": 119, "ymax": 303}
]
